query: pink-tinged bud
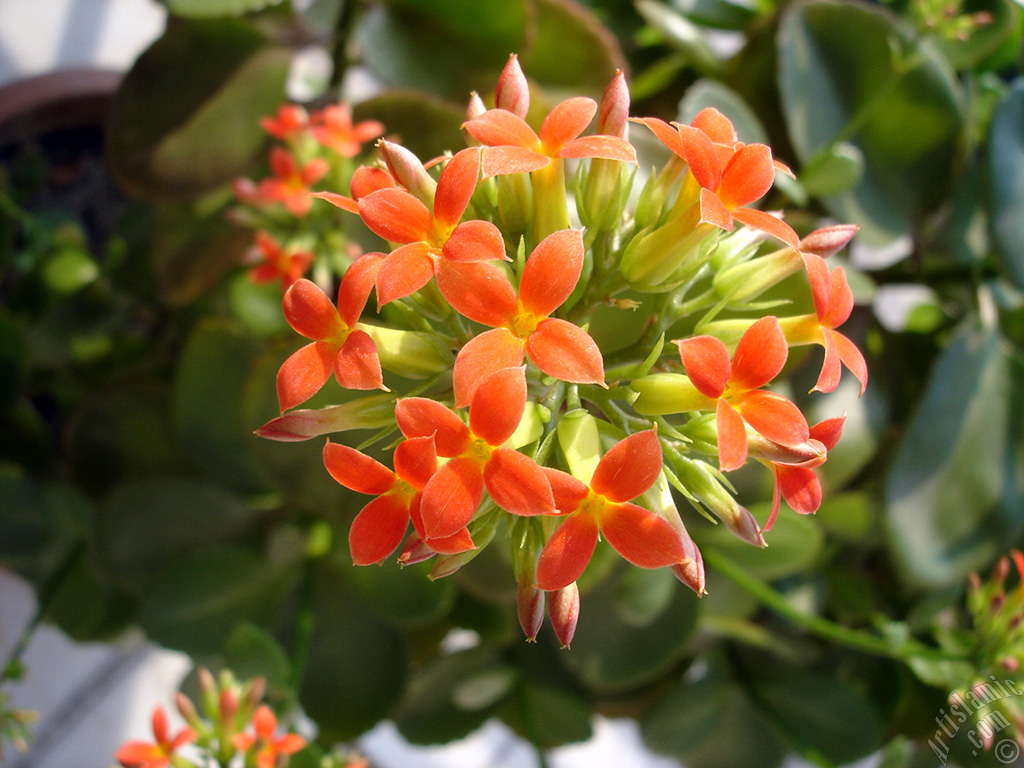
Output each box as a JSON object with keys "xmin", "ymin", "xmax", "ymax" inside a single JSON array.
[
  {"xmin": 723, "ymin": 504, "xmax": 766, "ymax": 547},
  {"xmin": 518, "ymin": 584, "xmax": 546, "ymax": 642},
  {"xmin": 597, "ymin": 70, "xmax": 630, "ymax": 139},
  {"xmin": 799, "ymin": 224, "xmax": 859, "ymax": 259},
  {"xmin": 1003, "ymin": 656, "xmax": 1020, "ymax": 672},
  {"xmin": 256, "ymin": 395, "xmax": 396, "ymax": 442},
  {"xmin": 243, "ymin": 677, "xmax": 266, "ymax": 711},
  {"xmin": 495, "ymin": 54, "xmax": 529, "ymax": 118},
  {"xmin": 670, "ymin": 456, "xmax": 766, "ymax": 547},
  {"xmin": 968, "ymin": 571, "xmax": 983, "ymax": 593},
  {"xmin": 198, "ymin": 667, "xmax": 218, "ymax": 717},
  {"xmin": 464, "ymin": 92, "xmax": 488, "ymax": 147},
  {"xmin": 548, "ymin": 583, "xmax": 580, "ymax": 648},
  {"xmin": 175, "ymin": 692, "xmax": 201, "ymax": 728},
  {"xmin": 672, "ymin": 535, "xmax": 706, "ymax": 595},
  {"xmin": 378, "ymin": 139, "xmax": 436, "ymax": 204},
  {"xmin": 747, "ymin": 434, "xmax": 827, "ymax": 468},
  {"xmin": 996, "ymin": 556, "xmax": 1011, "ymax": 586},
  {"xmin": 398, "ymin": 534, "xmax": 436, "ymax": 566},
  {"xmin": 430, "ymin": 549, "xmax": 479, "ymax": 580},
  {"xmin": 219, "ymin": 688, "xmax": 239, "ymax": 725}
]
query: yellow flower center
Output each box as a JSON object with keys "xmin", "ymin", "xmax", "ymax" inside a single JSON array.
[
  {"xmin": 577, "ymin": 490, "xmax": 609, "ymax": 520},
  {"xmin": 509, "ymin": 309, "xmax": 539, "ymax": 339}
]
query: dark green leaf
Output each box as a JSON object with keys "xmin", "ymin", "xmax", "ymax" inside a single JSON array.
[
  {"xmin": 988, "ymin": 79, "xmax": 1024, "ymax": 291},
  {"xmin": 223, "ymin": 621, "xmax": 291, "ymax": 693},
  {"xmin": 885, "ymin": 320, "xmax": 1024, "ymax": 588},
  {"xmin": 510, "ymin": 679, "xmax": 593, "ymax": 748},
  {"xmin": 47, "ymin": 547, "xmax": 136, "ymax": 641},
  {"xmin": 929, "ymin": 0, "xmax": 1022, "ymax": 72},
  {"xmin": 344, "ymin": 557, "xmax": 456, "ymax": 629},
  {"xmin": 108, "ymin": 18, "xmax": 291, "ymax": 199},
  {"xmin": 778, "ymin": 0, "xmax": 966, "ymax": 244}
]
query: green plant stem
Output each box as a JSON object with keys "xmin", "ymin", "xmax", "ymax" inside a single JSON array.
[
  {"xmin": 286, "ymin": 561, "xmax": 318, "ymax": 705},
  {"xmin": 703, "ymin": 548, "xmax": 958, "ymax": 663}
]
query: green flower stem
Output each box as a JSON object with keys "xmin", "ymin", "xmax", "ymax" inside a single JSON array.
[
  {"xmin": 703, "ymin": 548, "xmax": 958, "ymax": 663},
  {"xmin": 286, "ymin": 559, "xmax": 318, "ymax": 707}
]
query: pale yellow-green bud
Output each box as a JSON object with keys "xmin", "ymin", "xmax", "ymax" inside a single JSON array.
[
  {"xmin": 712, "ymin": 246, "xmax": 803, "ymax": 304},
  {"xmin": 358, "ymin": 323, "xmax": 452, "ymax": 378},
  {"xmin": 556, "ymin": 409, "xmax": 602, "ymax": 483},
  {"xmin": 631, "ymin": 373, "xmax": 714, "ymax": 416},
  {"xmin": 673, "ymin": 456, "xmax": 765, "ymax": 547},
  {"xmin": 507, "ymin": 402, "xmax": 546, "ymax": 450},
  {"xmin": 620, "ymin": 205, "xmax": 717, "ymax": 291}
]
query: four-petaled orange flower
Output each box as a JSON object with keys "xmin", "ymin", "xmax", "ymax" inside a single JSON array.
[
  {"xmin": 258, "ymin": 147, "xmax": 329, "ymax": 217},
  {"xmin": 395, "ymin": 367, "xmax": 555, "ymax": 541},
  {"xmin": 536, "ymin": 429, "xmax": 688, "ymax": 591},
  {"xmin": 797, "ymin": 253, "xmax": 868, "ymax": 395},
  {"xmin": 463, "ymin": 96, "xmax": 637, "ymax": 178},
  {"xmin": 633, "ymin": 108, "xmax": 797, "ymax": 246},
  {"xmin": 231, "ymin": 705, "xmax": 306, "ymax": 768},
  {"xmin": 675, "ymin": 316, "xmax": 809, "ymax": 472},
  {"xmin": 260, "ymin": 104, "xmax": 308, "ymax": 141},
  {"xmin": 355, "ymin": 147, "xmax": 508, "ymax": 305},
  {"xmin": 246, "ymin": 231, "xmax": 313, "ymax": 289},
  {"xmin": 439, "ymin": 228, "xmax": 605, "ymax": 407},
  {"xmin": 276, "ymin": 257, "xmax": 384, "ymax": 412},
  {"xmin": 310, "ymin": 103, "xmax": 385, "ymax": 157},
  {"xmin": 323, "ymin": 435, "xmax": 473, "ymax": 565},
  {"xmin": 765, "ymin": 416, "xmax": 845, "ymax": 532},
  {"xmin": 115, "ymin": 706, "xmax": 196, "ymax": 768}
]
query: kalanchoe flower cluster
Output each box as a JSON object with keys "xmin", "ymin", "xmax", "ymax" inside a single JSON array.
[
  {"xmin": 114, "ymin": 669, "xmax": 307, "ymax": 768},
  {"xmin": 256, "ymin": 55, "xmax": 866, "ymax": 645}
]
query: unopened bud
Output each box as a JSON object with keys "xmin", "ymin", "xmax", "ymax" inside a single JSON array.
[
  {"xmin": 398, "ymin": 534, "xmax": 436, "ymax": 566},
  {"xmin": 464, "ymin": 92, "xmax": 488, "ymax": 146},
  {"xmin": 517, "ymin": 584, "xmax": 546, "ymax": 642},
  {"xmin": 198, "ymin": 668, "xmax": 218, "ymax": 717},
  {"xmin": 712, "ymin": 246, "xmax": 804, "ymax": 303},
  {"xmin": 747, "ymin": 434, "xmax": 827, "ymax": 468},
  {"xmin": 1003, "ymin": 656, "xmax": 1020, "ymax": 672},
  {"xmin": 799, "ymin": 224, "xmax": 859, "ymax": 259},
  {"xmin": 175, "ymin": 692, "xmax": 201, "ymax": 728},
  {"xmin": 219, "ymin": 688, "xmax": 238, "ymax": 726},
  {"xmin": 495, "ymin": 54, "xmax": 529, "ymax": 118},
  {"xmin": 378, "ymin": 140, "xmax": 436, "ymax": 205},
  {"xmin": 548, "ymin": 582, "xmax": 580, "ymax": 648},
  {"xmin": 597, "ymin": 71, "xmax": 630, "ymax": 139},
  {"xmin": 357, "ymin": 324, "xmax": 452, "ymax": 379},
  {"xmin": 671, "ymin": 456, "xmax": 766, "ymax": 547},
  {"xmin": 621, "ymin": 208, "xmax": 716, "ymax": 290},
  {"xmin": 256, "ymin": 394, "xmax": 397, "ymax": 441}
]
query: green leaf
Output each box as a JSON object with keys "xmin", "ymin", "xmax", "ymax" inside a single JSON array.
[
  {"xmin": 510, "ymin": 679, "xmax": 593, "ymax": 748},
  {"xmin": 95, "ymin": 476, "xmax": 252, "ymax": 586},
  {"xmin": 353, "ymin": 93, "xmax": 466, "ymax": 166},
  {"xmin": 885, "ymin": 320, "xmax": 1024, "ymax": 588},
  {"xmin": 140, "ymin": 546, "xmax": 297, "ymax": 655},
  {"xmin": 164, "ymin": 0, "xmax": 287, "ymax": 17},
  {"xmin": 777, "ymin": 0, "xmax": 966, "ymax": 244},
  {"xmin": 929, "ymin": 0, "xmax": 1022, "ymax": 72},
  {"xmin": 223, "ymin": 622, "xmax": 292, "ymax": 693},
  {"xmin": 988, "ymin": 79, "xmax": 1024, "ymax": 292},
  {"xmin": 679, "ymin": 79, "xmax": 768, "ymax": 144},
  {"xmin": 173, "ymin": 319, "xmax": 273, "ymax": 494},
  {"xmin": 47, "ymin": 548, "xmax": 136, "ymax": 642},
  {"xmin": 635, "ymin": 0, "xmax": 723, "ymax": 77},
  {"xmin": 344, "ymin": 557, "xmax": 456, "ymax": 629},
  {"xmin": 560, "ymin": 568, "xmax": 698, "ymax": 692},
  {"xmin": 108, "ymin": 18, "xmax": 291, "ymax": 199},
  {"xmin": 42, "ymin": 250, "xmax": 99, "ymax": 294}
]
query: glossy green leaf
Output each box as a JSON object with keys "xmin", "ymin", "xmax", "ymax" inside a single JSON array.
[
  {"xmin": 140, "ymin": 546, "xmax": 296, "ymax": 655},
  {"xmin": 173, "ymin": 319, "xmax": 273, "ymax": 494},
  {"xmin": 668, "ymin": 0, "xmax": 758, "ymax": 29},
  {"xmin": 344, "ymin": 557, "xmax": 456, "ymax": 629},
  {"xmin": 886, "ymin": 320, "xmax": 1024, "ymax": 588},
  {"xmin": 635, "ymin": 0, "xmax": 723, "ymax": 77},
  {"xmin": 561, "ymin": 568, "xmax": 698, "ymax": 692},
  {"xmin": 988, "ymin": 79, "xmax": 1024, "ymax": 292},
  {"xmin": 108, "ymin": 18, "xmax": 291, "ymax": 199},
  {"xmin": 679, "ymin": 79, "xmax": 768, "ymax": 144},
  {"xmin": 95, "ymin": 476, "xmax": 252, "ymax": 586},
  {"xmin": 614, "ymin": 564, "xmax": 676, "ymax": 626},
  {"xmin": 223, "ymin": 621, "xmax": 291, "ymax": 693},
  {"xmin": 778, "ymin": 0, "xmax": 966, "ymax": 244},
  {"xmin": 47, "ymin": 548, "xmax": 136, "ymax": 641},
  {"xmin": 164, "ymin": 0, "xmax": 287, "ymax": 17},
  {"xmin": 509, "ymin": 679, "xmax": 593, "ymax": 748},
  {"xmin": 641, "ymin": 674, "xmax": 787, "ymax": 768},
  {"xmin": 301, "ymin": 563, "xmax": 408, "ymax": 741}
]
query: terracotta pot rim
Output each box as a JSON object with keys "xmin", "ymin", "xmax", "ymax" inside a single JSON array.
[{"xmin": 0, "ymin": 68, "xmax": 122, "ymax": 146}]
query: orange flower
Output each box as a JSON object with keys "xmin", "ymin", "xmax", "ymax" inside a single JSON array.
[
  {"xmin": 232, "ymin": 705, "xmax": 305, "ymax": 768},
  {"xmin": 439, "ymin": 228, "xmax": 605, "ymax": 407},
  {"xmin": 275, "ymin": 257, "xmax": 384, "ymax": 411},
  {"xmin": 323, "ymin": 436, "xmax": 473, "ymax": 564},
  {"xmin": 463, "ymin": 96, "xmax": 636, "ymax": 178},
  {"xmin": 115, "ymin": 706, "xmax": 195, "ymax": 768},
  {"xmin": 764, "ymin": 416, "xmax": 845, "ymax": 531},
  {"xmin": 633, "ymin": 108, "xmax": 797, "ymax": 246},
  {"xmin": 536, "ymin": 430, "xmax": 688, "ymax": 591},
  {"xmin": 260, "ymin": 104, "xmax": 308, "ymax": 141},
  {"xmin": 310, "ymin": 103, "xmax": 385, "ymax": 157},
  {"xmin": 395, "ymin": 367, "xmax": 555, "ymax": 541},
  {"xmin": 674, "ymin": 316, "xmax": 809, "ymax": 471},
  {"xmin": 257, "ymin": 147, "xmax": 329, "ymax": 217},
  {"xmin": 246, "ymin": 231, "xmax": 313, "ymax": 289}
]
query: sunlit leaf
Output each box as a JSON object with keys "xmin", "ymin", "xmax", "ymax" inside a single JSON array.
[{"xmin": 163, "ymin": 0, "xmax": 287, "ymax": 17}]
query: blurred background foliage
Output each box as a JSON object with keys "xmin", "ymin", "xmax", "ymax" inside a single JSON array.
[{"xmin": 3, "ymin": 0, "xmax": 1024, "ymax": 765}]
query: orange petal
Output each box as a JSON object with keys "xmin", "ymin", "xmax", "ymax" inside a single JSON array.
[
  {"xmin": 536, "ymin": 513, "xmax": 599, "ymax": 591},
  {"xmin": 731, "ymin": 207, "xmax": 798, "ymax": 247},
  {"xmin": 526, "ymin": 319, "xmax": 605, "ymax": 386},
  {"xmin": 674, "ymin": 335, "xmax": 731, "ymax": 398},
  {"xmin": 419, "ymin": 457, "xmax": 485, "ymax": 539},
  {"xmin": 334, "ymin": 330, "xmax": 384, "ymax": 390},
  {"xmin": 559, "ymin": 134, "xmax": 637, "ymax": 163},
  {"xmin": 375, "ymin": 242, "xmax": 436, "ymax": 306},
  {"xmin": 357, "ymin": 187, "xmax": 432, "ymax": 244},
  {"xmin": 469, "ymin": 366, "xmax": 526, "ymax": 446},
  {"xmin": 442, "ymin": 220, "xmax": 508, "ymax": 263},
  {"xmin": 396, "ymin": 397, "xmax": 472, "ymax": 457},
  {"xmin": 539, "ymin": 97, "xmax": 596, "ymax": 152},
  {"xmin": 590, "ymin": 429, "xmax": 662, "ymax": 503},
  {"xmin": 730, "ymin": 316, "xmax": 788, "ymax": 391},
  {"xmin": 436, "ymin": 260, "xmax": 518, "ymax": 326},
  {"xmin": 699, "ymin": 188, "xmax": 733, "ymax": 231},
  {"xmin": 542, "ymin": 467, "xmax": 590, "ymax": 514},
  {"xmin": 337, "ymin": 252, "xmax": 382, "ymax": 327},
  {"xmin": 115, "ymin": 741, "xmax": 162, "ymax": 765},
  {"xmin": 323, "ymin": 441, "xmax": 394, "ymax": 495},
  {"xmin": 833, "ymin": 330, "xmax": 868, "ymax": 395},
  {"xmin": 283, "ymin": 279, "xmax": 343, "ymax": 340},
  {"xmin": 310, "ymin": 190, "xmax": 359, "ymax": 214},
  {"xmin": 676, "ymin": 124, "xmax": 723, "ymax": 190},
  {"xmin": 350, "ymin": 165, "xmax": 396, "ymax": 199},
  {"xmin": 463, "ymin": 108, "xmax": 539, "ymax": 149},
  {"xmin": 274, "ymin": 734, "xmax": 307, "ymax": 755},
  {"xmin": 737, "ymin": 390, "xmax": 809, "ymax": 448},
  {"xmin": 813, "ymin": 328, "xmax": 843, "ymax": 394},
  {"xmin": 485, "ymin": 448, "xmax": 556, "ymax": 516},
  {"xmin": 480, "ymin": 145, "xmax": 550, "ymax": 178},
  {"xmin": 777, "ymin": 465, "xmax": 822, "ymax": 516},
  {"xmin": 718, "ymin": 143, "xmax": 775, "ymax": 208},
  {"xmin": 822, "ymin": 265, "xmax": 854, "ymax": 328},
  {"xmin": 349, "ymin": 494, "xmax": 410, "ymax": 565},
  {"xmin": 408, "ymin": 498, "xmax": 474, "ymax": 553},
  {"xmin": 452, "ymin": 328, "xmax": 526, "ymax": 409},
  {"xmin": 277, "ymin": 341, "xmax": 336, "ymax": 411},
  {"xmin": 690, "ymin": 107, "xmax": 737, "ymax": 144},
  {"xmin": 601, "ymin": 501, "xmax": 687, "ymax": 568},
  {"xmin": 253, "ymin": 705, "xmax": 277, "ymax": 737},
  {"xmin": 434, "ymin": 147, "xmax": 481, "ymax": 228},
  {"xmin": 717, "ymin": 398, "xmax": 748, "ymax": 472},
  {"xmin": 632, "ymin": 116, "xmax": 689, "ymax": 158},
  {"xmin": 802, "ymin": 252, "xmax": 832, "ymax": 322},
  {"xmin": 809, "ymin": 415, "xmax": 845, "ymax": 451},
  {"xmin": 766, "ymin": 467, "xmax": 784, "ymax": 533},
  {"xmin": 519, "ymin": 229, "xmax": 584, "ymax": 317},
  {"xmin": 393, "ymin": 435, "xmax": 437, "ymax": 490}
]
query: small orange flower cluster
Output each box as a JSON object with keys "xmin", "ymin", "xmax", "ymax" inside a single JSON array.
[{"xmin": 255, "ymin": 55, "xmax": 866, "ymax": 644}]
